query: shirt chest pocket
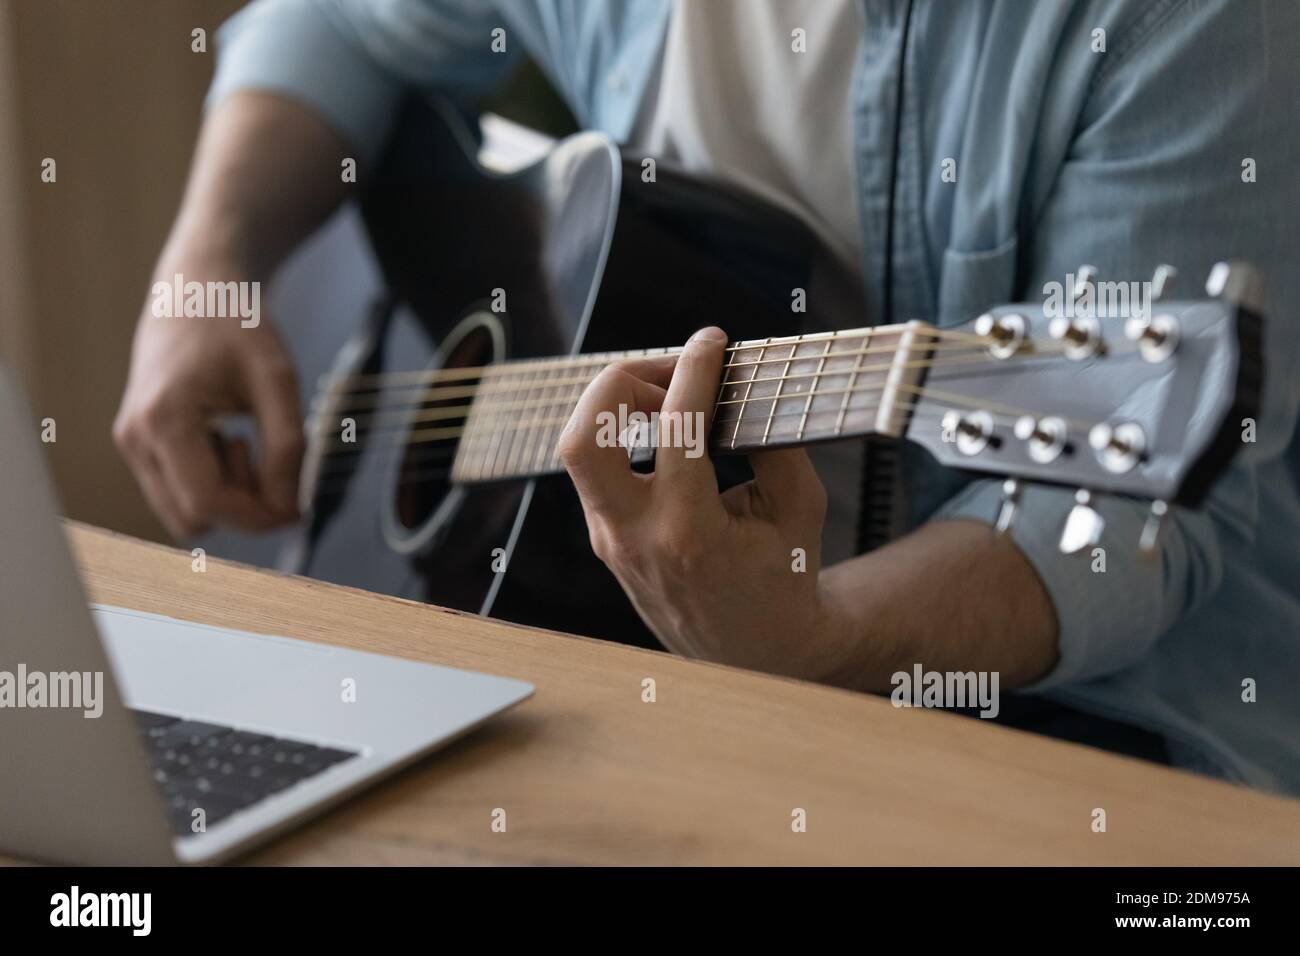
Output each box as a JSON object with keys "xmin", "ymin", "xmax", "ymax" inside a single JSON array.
[{"xmin": 936, "ymin": 235, "xmax": 1020, "ymax": 327}]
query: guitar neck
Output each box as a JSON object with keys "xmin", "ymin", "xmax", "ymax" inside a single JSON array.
[{"xmin": 451, "ymin": 322, "xmax": 934, "ymax": 483}]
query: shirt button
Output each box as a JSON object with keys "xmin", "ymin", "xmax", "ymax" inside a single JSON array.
[{"xmin": 608, "ymin": 68, "xmax": 628, "ymax": 94}]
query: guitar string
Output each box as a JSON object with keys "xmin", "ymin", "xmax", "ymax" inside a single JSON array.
[
  {"xmin": 326, "ymin": 324, "xmax": 996, "ymax": 392},
  {"xmin": 305, "ymin": 400, "xmax": 979, "ymax": 495},
  {"xmin": 298, "ymin": 325, "xmax": 1134, "ymax": 490},
  {"xmin": 311, "ymin": 338, "xmax": 998, "ymax": 416},
  {"xmin": 309, "ymin": 347, "xmax": 990, "ymax": 432},
  {"xmin": 307, "ymin": 374, "xmax": 1062, "ymax": 489},
  {"xmin": 307, "ymin": 346, "xmax": 1110, "ymax": 447},
  {"xmin": 306, "ymin": 335, "xmax": 1013, "ymax": 418},
  {"xmin": 315, "ymin": 387, "xmax": 932, "ymax": 462}
]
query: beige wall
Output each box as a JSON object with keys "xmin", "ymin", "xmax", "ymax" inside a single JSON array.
[{"xmin": 0, "ymin": 0, "xmax": 242, "ymax": 539}]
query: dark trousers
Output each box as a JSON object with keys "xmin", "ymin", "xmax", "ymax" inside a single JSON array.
[{"xmin": 953, "ymin": 693, "xmax": 1171, "ymax": 766}]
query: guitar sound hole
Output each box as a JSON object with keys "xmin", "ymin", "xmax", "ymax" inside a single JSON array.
[{"xmin": 394, "ymin": 324, "xmax": 495, "ymax": 531}]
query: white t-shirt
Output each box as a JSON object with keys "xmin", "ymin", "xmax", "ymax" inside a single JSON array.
[{"xmin": 629, "ymin": 0, "xmax": 866, "ymax": 563}]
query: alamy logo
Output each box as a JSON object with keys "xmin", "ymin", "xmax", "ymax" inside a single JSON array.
[
  {"xmin": 890, "ymin": 664, "xmax": 1000, "ymax": 719},
  {"xmin": 0, "ymin": 664, "xmax": 103, "ymax": 718},
  {"xmin": 595, "ymin": 405, "xmax": 707, "ymax": 459},
  {"xmin": 150, "ymin": 272, "xmax": 261, "ymax": 328},
  {"xmin": 1042, "ymin": 272, "xmax": 1153, "ymax": 320},
  {"xmin": 50, "ymin": 886, "xmax": 151, "ymax": 936}
]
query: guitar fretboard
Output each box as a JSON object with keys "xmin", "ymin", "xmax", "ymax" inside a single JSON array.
[{"xmin": 451, "ymin": 323, "xmax": 933, "ymax": 483}]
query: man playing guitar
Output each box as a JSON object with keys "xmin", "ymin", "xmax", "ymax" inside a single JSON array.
[{"xmin": 113, "ymin": 1, "xmax": 1300, "ymax": 793}]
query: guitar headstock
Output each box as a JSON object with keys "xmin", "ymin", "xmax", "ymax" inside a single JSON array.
[{"xmin": 905, "ymin": 262, "xmax": 1263, "ymax": 553}]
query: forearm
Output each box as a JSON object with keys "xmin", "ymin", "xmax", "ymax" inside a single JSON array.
[
  {"xmin": 161, "ymin": 91, "xmax": 352, "ymax": 277},
  {"xmin": 818, "ymin": 519, "xmax": 1059, "ymax": 693}
]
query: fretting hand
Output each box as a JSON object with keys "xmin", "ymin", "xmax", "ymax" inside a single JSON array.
[{"xmin": 558, "ymin": 326, "xmax": 867, "ymax": 679}]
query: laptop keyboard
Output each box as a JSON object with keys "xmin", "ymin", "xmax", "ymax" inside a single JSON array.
[{"xmin": 131, "ymin": 709, "xmax": 359, "ymax": 836}]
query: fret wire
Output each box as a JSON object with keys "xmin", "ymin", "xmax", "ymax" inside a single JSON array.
[
  {"xmin": 533, "ymin": 361, "xmax": 579, "ymax": 476},
  {"xmin": 452, "ymin": 379, "xmax": 472, "ymax": 481},
  {"xmin": 542, "ymin": 361, "xmax": 586, "ymax": 474},
  {"xmin": 505, "ymin": 365, "xmax": 536, "ymax": 476},
  {"xmin": 526, "ymin": 362, "xmax": 562, "ymax": 475},
  {"xmin": 467, "ymin": 370, "xmax": 490, "ymax": 480},
  {"xmin": 554, "ymin": 376, "xmax": 586, "ymax": 470},
  {"xmin": 713, "ymin": 344, "xmax": 747, "ymax": 442},
  {"xmin": 484, "ymin": 365, "xmax": 522, "ymax": 479},
  {"xmin": 473, "ymin": 367, "xmax": 500, "ymax": 480},
  {"xmin": 464, "ymin": 369, "xmax": 487, "ymax": 480},
  {"xmin": 508, "ymin": 366, "xmax": 539, "ymax": 476},
  {"xmin": 711, "ymin": 351, "xmax": 1004, "ymax": 408},
  {"xmin": 731, "ymin": 337, "xmax": 770, "ymax": 450},
  {"xmin": 460, "ymin": 377, "xmax": 475, "ymax": 481},
  {"xmin": 480, "ymin": 368, "xmax": 526, "ymax": 470},
  {"xmin": 479, "ymin": 368, "xmax": 499, "ymax": 480},
  {"xmin": 530, "ymin": 362, "xmax": 556, "ymax": 475},
  {"xmin": 796, "ymin": 337, "xmax": 834, "ymax": 441},
  {"xmin": 457, "ymin": 376, "xmax": 474, "ymax": 480},
  {"xmin": 834, "ymin": 328, "xmax": 873, "ymax": 436},
  {"xmin": 713, "ymin": 344, "xmax": 743, "ymax": 426},
  {"xmin": 760, "ymin": 343, "xmax": 796, "ymax": 447}
]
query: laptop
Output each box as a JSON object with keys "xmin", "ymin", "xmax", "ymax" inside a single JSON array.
[{"xmin": 0, "ymin": 364, "xmax": 533, "ymax": 864}]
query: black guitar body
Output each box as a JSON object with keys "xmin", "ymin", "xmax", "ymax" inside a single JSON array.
[{"xmin": 291, "ymin": 99, "xmax": 865, "ymax": 647}]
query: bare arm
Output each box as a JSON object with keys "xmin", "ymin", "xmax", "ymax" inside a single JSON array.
[
  {"xmin": 114, "ymin": 92, "xmax": 353, "ymax": 538},
  {"xmin": 162, "ymin": 91, "xmax": 352, "ymax": 278},
  {"xmin": 819, "ymin": 519, "xmax": 1058, "ymax": 692}
]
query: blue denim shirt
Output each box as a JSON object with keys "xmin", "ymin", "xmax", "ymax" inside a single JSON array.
[{"xmin": 209, "ymin": 0, "xmax": 1300, "ymax": 794}]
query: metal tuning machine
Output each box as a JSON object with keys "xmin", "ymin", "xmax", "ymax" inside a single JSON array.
[
  {"xmin": 1125, "ymin": 264, "xmax": 1180, "ymax": 363},
  {"xmin": 1138, "ymin": 499, "xmax": 1170, "ymax": 559},
  {"xmin": 973, "ymin": 312, "xmax": 1028, "ymax": 359},
  {"xmin": 1058, "ymin": 489, "xmax": 1105, "ymax": 555},
  {"xmin": 994, "ymin": 478, "xmax": 1022, "ymax": 535},
  {"xmin": 1048, "ymin": 265, "xmax": 1104, "ymax": 360}
]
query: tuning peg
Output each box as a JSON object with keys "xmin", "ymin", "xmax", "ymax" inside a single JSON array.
[
  {"xmin": 1124, "ymin": 313, "xmax": 1180, "ymax": 363},
  {"xmin": 1123, "ymin": 264, "xmax": 1180, "ymax": 362},
  {"xmin": 1014, "ymin": 415, "xmax": 1069, "ymax": 464},
  {"xmin": 1059, "ymin": 489, "xmax": 1105, "ymax": 554},
  {"xmin": 1072, "ymin": 265, "xmax": 1098, "ymax": 303},
  {"xmin": 1049, "ymin": 267, "xmax": 1103, "ymax": 360},
  {"xmin": 1049, "ymin": 315, "xmax": 1103, "ymax": 360},
  {"xmin": 1138, "ymin": 499, "xmax": 1169, "ymax": 558},
  {"xmin": 941, "ymin": 409, "xmax": 997, "ymax": 456},
  {"xmin": 994, "ymin": 478, "xmax": 1022, "ymax": 534},
  {"xmin": 1089, "ymin": 421, "xmax": 1146, "ymax": 474},
  {"xmin": 973, "ymin": 312, "xmax": 1027, "ymax": 359},
  {"xmin": 1150, "ymin": 264, "xmax": 1177, "ymax": 301},
  {"xmin": 1206, "ymin": 261, "xmax": 1266, "ymax": 314}
]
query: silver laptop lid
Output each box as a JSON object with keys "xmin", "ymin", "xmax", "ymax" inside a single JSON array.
[{"xmin": 0, "ymin": 363, "xmax": 175, "ymax": 864}]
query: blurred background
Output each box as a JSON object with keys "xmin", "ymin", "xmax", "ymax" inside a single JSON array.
[
  {"xmin": 0, "ymin": 0, "xmax": 244, "ymax": 542},
  {"xmin": 0, "ymin": 0, "xmax": 569, "ymax": 557}
]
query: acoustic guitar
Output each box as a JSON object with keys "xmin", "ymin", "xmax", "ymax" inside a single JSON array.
[{"xmin": 284, "ymin": 99, "xmax": 1262, "ymax": 650}]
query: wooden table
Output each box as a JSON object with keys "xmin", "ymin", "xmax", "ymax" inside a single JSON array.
[{"xmin": 32, "ymin": 522, "xmax": 1300, "ymax": 865}]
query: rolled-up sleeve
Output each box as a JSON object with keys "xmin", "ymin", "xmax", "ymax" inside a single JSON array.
[
  {"xmin": 934, "ymin": 0, "xmax": 1299, "ymax": 691},
  {"xmin": 936, "ymin": 474, "xmax": 1244, "ymax": 689},
  {"xmin": 207, "ymin": 0, "xmax": 521, "ymax": 161}
]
